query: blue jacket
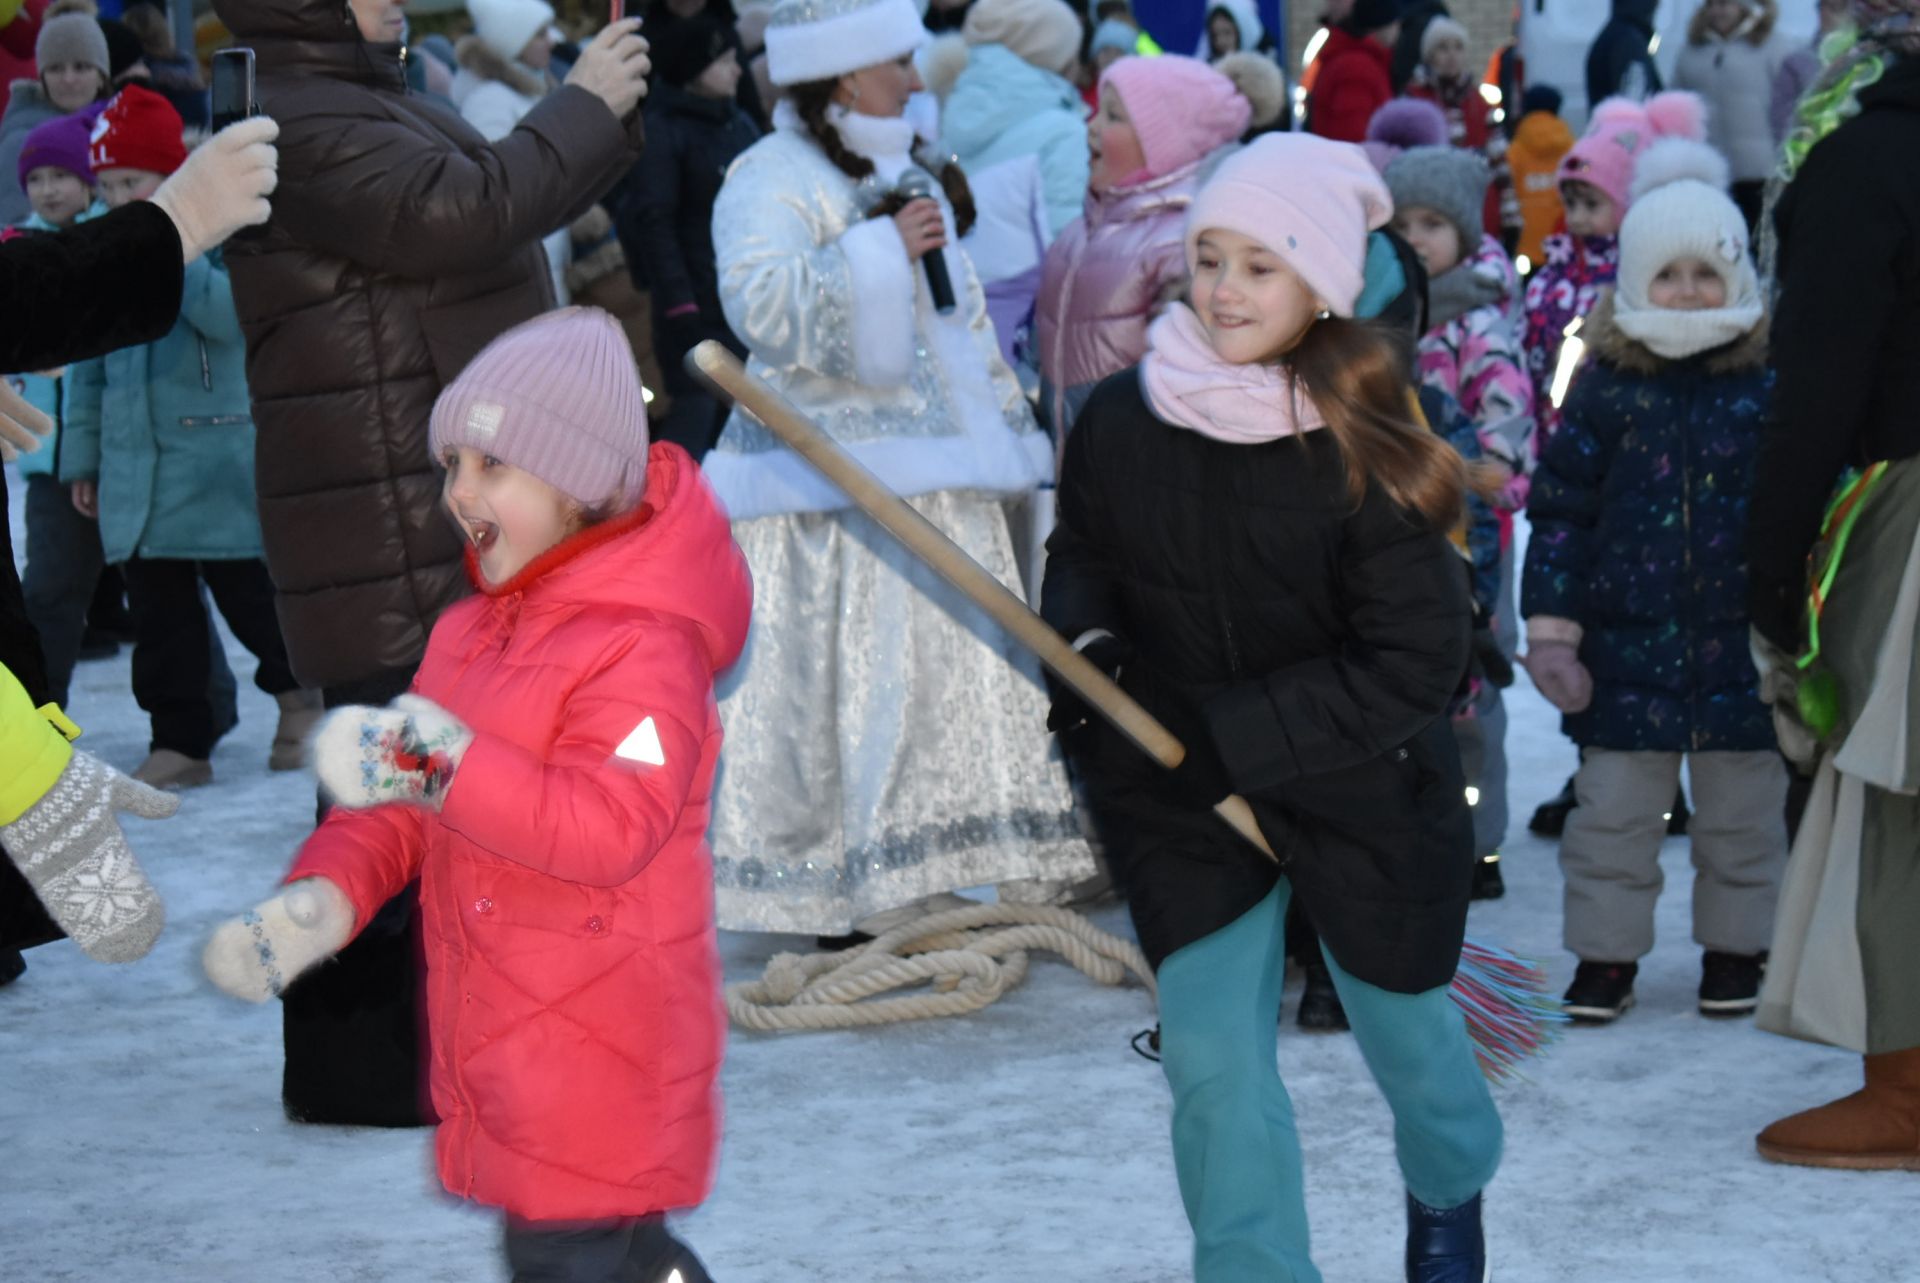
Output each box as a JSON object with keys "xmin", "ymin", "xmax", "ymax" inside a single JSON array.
[
  {"xmin": 8, "ymin": 206, "xmax": 106, "ymax": 481},
  {"xmin": 58, "ymin": 248, "xmax": 262, "ymax": 564},
  {"xmin": 1522, "ymin": 293, "xmax": 1774, "ymax": 752},
  {"xmin": 940, "ymin": 44, "xmax": 1089, "ymax": 239}
]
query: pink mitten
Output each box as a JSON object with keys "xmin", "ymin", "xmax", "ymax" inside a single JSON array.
[{"xmin": 1523, "ymin": 641, "xmax": 1593, "ymax": 714}]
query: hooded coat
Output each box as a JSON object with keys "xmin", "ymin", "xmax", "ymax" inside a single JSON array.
[
  {"xmin": 1307, "ymin": 26, "xmax": 1393, "ymax": 143},
  {"xmin": 287, "ymin": 444, "xmax": 752, "ymax": 1221},
  {"xmin": 208, "ymin": 0, "xmax": 642, "ymax": 691},
  {"xmin": 940, "ymin": 43, "xmax": 1088, "ymax": 238},
  {"xmin": 1587, "ymin": 0, "xmax": 1664, "ymax": 108},
  {"xmin": 1524, "ymin": 292, "xmax": 1775, "ymax": 753},
  {"xmin": 1674, "ymin": 0, "xmax": 1792, "ymax": 183},
  {"xmin": 1507, "ymin": 108, "xmax": 1575, "ymax": 264}
]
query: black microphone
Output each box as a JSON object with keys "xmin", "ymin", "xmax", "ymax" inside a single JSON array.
[{"xmin": 895, "ymin": 168, "xmax": 956, "ymax": 315}]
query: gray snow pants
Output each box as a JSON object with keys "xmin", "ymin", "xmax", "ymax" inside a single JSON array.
[{"xmin": 1560, "ymin": 748, "xmax": 1788, "ymax": 963}]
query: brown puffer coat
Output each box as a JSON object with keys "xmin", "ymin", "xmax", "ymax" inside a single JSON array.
[{"xmin": 211, "ymin": 0, "xmax": 643, "ymax": 689}]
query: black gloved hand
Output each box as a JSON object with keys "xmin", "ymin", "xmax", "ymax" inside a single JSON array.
[
  {"xmin": 1471, "ymin": 625, "xmax": 1515, "ymax": 689},
  {"xmin": 1128, "ymin": 666, "xmax": 1233, "ymax": 812},
  {"xmin": 1046, "ymin": 632, "xmax": 1132, "ymax": 734},
  {"xmin": 665, "ymin": 309, "xmax": 723, "ymax": 363}
]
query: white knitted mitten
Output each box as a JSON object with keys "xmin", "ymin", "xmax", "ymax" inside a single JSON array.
[
  {"xmin": 148, "ymin": 117, "xmax": 279, "ymax": 263},
  {"xmin": 311, "ymin": 694, "xmax": 473, "ymax": 810},
  {"xmin": 202, "ymin": 878, "xmax": 355, "ymax": 1002},
  {"xmin": 1, "ymin": 750, "xmax": 178, "ymax": 962}
]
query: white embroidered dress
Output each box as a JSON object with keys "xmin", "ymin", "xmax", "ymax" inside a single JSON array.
[{"xmin": 703, "ymin": 102, "xmax": 1092, "ymax": 934}]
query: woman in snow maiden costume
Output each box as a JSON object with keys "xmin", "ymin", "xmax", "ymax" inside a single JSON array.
[
  {"xmin": 1745, "ymin": 0, "xmax": 1920, "ymax": 1173},
  {"xmin": 1042, "ymin": 133, "xmax": 1501, "ymax": 1283},
  {"xmin": 204, "ymin": 309, "xmax": 749, "ymax": 1281},
  {"xmin": 702, "ymin": 0, "xmax": 1092, "ymax": 938}
]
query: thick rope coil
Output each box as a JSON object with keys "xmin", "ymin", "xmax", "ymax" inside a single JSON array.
[{"xmin": 726, "ymin": 902, "xmax": 1156, "ymax": 1032}]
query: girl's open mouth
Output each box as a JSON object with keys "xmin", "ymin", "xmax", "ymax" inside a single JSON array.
[{"xmin": 466, "ymin": 520, "xmax": 499, "ymax": 555}]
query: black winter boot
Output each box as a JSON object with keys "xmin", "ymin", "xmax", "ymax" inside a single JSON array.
[
  {"xmin": 1469, "ymin": 853, "xmax": 1505, "ymax": 901},
  {"xmin": 1405, "ymin": 1190, "xmax": 1488, "ymax": 1282},
  {"xmin": 1297, "ymin": 960, "xmax": 1349, "ymax": 1031},
  {"xmin": 0, "ymin": 947, "xmax": 24, "ymax": 986},
  {"xmin": 1563, "ymin": 960, "xmax": 1638, "ymax": 1023},
  {"xmin": 1528, "ymin": 776, "xmax": 1577, "ymax": 837},
  {"xmin": 1667, "ymin": 786, "xmax": 1691, "ymax": 837}
]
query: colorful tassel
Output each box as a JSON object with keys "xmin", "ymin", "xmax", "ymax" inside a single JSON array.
[{"xmin": 1452, "ymin": 936, "xmax": 1568, "ymax": 1083}]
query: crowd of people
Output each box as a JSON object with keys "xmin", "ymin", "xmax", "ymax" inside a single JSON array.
[{"xmin": 1, "ymin": 0, "xmax": 1917, "ymax": 1280}]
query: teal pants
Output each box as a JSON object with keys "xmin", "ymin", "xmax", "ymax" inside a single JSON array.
[{"xmin": 1156, "ymin": 880, "xmax": 1503, "ymax": 1283}]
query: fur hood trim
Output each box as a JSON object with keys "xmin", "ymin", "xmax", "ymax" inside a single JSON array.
[
  {"xmin": 1585, "ymin": 288, "xmax": 1770, "ymax": 375},
  {"xmin": 455, "ymin": 34, "xmax": 549, "ymax": 99}
]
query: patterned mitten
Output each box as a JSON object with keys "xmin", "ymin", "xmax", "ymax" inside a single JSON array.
[
  {"xmin": 1, "ymin": 750, "xmax": 178, "ymax": 962},
  {"xmin": 202, "ymin": 878, "xmax": 355, "ymax": 1002},
  {"xmin": 311, "ymin": 694, "xmax": 473, "ymax": 810}
]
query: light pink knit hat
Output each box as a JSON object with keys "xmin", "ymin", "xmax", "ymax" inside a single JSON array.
[
  {"xmin": 1556, "ymin": 91, "xmax": 1707, "ymax": 216},
  {"xmin": 1101, "ymin": 55, "xmax": 1251, "ymax": 181},
  {"xmin": 429, "ymin": 307, "xmax": 650, "ymax": 510},
  {"xmin": 1184, "ymin": 133, "xmax": 1393, "ymax": 317}
]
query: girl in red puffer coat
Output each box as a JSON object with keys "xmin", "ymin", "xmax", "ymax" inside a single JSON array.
[{"xmin": 203, "ymin": 308, "xmax": 752, "ymax": 1283}]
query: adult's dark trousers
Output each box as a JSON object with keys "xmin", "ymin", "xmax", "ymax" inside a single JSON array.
[
  {"xmin": 654, "ymin": 319, "xmax": 743, "ymax": 462},
  {"xmin": 503, "ymin": 1216, "xmax": 716, "ymax": 1283},
  {"xmin": 281, "ymin": 665, "xmax": 433, "ymax": 1128},
  {"xmin": 122, "ymin": 555, "xmax": 297, "ymax": 757},
  {"xmin": 0, "ymin": 473, "xmax": 59, "ymax": 953}
]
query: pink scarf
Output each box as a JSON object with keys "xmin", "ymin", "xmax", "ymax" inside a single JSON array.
[{"xmin": 1139, "ymin": 304, "xmax": 1326, "ymax": 444}]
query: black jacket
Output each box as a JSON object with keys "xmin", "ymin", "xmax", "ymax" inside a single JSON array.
[
  {"xmin": 1749, "ymin": 54, "xmax": 1920, "ymax": 650},
  {"xmin": 617, "ymin": 82, "xmax": 762, "ymax": 346},
  {"xmin": 1586, "ymin": 0, "xmax": 1663, "ymax": 108},
  {"xmin": 1042, "ymin": 371, "xmax": 1475, "ymax": 993},
  {"xmin": 0, "ymin": 201, "xmax": 187, "ymax": 953}
]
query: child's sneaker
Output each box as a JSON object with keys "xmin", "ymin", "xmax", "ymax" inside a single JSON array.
[
  {"xmin": 1470, "ymin": 853, "xmax": 1505, "ymax": 900},
  {"xmin": 132, "ymin": 749, "xmax": 212, "ymax": 791},
  {"xmin": 1699, "ymin": 949, "xmax": 1767, "ymax": 1017},
  {"xmin": 1563, "ymin": 960, "xmax": 1637, "ymax": 1023}
]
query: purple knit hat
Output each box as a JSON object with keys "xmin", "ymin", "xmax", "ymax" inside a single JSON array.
[
  {"xmin": 1101, "ymin": 55, "xmax": 1251, "ymax": 181},
  {"xmin": 430, "ymin": 307, "xmax": 650, "ymax": 510},
  {"xmin": 18, "ymin": 113, "xmax": 96, "ymax": 192}
]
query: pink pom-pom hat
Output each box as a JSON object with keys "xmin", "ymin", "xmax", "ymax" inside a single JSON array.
[{"xmin": 1555, "ymin": 90, "xmax": 1708, "ymax": 216}]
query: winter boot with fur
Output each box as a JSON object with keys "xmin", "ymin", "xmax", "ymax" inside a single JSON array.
[
  {"xmin": 1405, "ymin": 1190, "xmax": 1489, "ymax": 1282},
  {"xmin": 133, "ymin": 748, "xmax": 212, "ymax": 790},
  {"xmin": 269, "ymin": 690, "xmax": 325, "ymax": 771},
  {"xmin": 1756, "ymin": 1049, "xmax": 1920, "ymax": 1171}
]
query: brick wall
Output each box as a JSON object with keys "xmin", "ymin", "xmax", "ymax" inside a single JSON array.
[{"xmin": 1284, "ymin": 1, "xmax": 1520, "ymax": 92}]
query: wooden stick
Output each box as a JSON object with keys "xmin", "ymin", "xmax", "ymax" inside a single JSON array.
[{"xmin": 688, "ymin": 342, "xmax": 1276, "ymax": 862}]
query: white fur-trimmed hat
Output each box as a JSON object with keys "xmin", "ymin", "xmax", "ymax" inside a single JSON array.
[{"xmin": 765, "ymin": 0, "xmax": 929, "ymax": 86}]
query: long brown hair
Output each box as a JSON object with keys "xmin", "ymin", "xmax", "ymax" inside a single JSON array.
[
  {"xmin": 1283, "ymin": 318, "xmax": 1472, "ymax": 530},
  {"xmin": 787, "ymin": 78, "xmax": 976, "ymax": 236}
]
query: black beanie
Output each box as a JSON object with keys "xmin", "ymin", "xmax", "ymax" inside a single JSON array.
[
  {"xmin": 650, "ymin": 12, "xmax": 739, "ymax": 89},
  {"xmin": 1521, "ymin": 84, "xmax": 1564, "ymax": 118},
  {"xmin": 1342, "ymin": 0, "xmax": 1403, "ymax": 33},
  {"xmin": 97, "ymin": 18, "xmax": 144, "ymax": 81}
]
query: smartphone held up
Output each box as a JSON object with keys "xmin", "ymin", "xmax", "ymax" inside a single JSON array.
[{"xmin": 209, "ymin": 47, "xmax": 256, "ymax": 134}]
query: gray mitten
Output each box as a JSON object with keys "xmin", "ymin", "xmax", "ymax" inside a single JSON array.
[{"xmin": 1, "ymin": 750, "xmax": 179, "ymax": 962}]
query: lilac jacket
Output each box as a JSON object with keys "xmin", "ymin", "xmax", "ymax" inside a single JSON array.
[{"xmin": 1035, "ymin": 159, "xmax": 1203, "ymax": 433}]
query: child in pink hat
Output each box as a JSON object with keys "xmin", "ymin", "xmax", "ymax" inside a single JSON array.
[
  {"xmin": 1522, "ymin": 90, "xmax": 1708, "ymax": 444},
  {"xmin": 1034, "ymin": 53, "xmax": 1250, "ymax": 438},
  {"xmin": 1043, "ymin": 131, "xmax": 1504, "ymax": 1282},
  {"xmin": 205, "ymin": 307, "xmax": 751, "ymax": 1283}
]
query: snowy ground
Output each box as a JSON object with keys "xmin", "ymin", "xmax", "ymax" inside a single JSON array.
[{"xmin": 3, "ymin": 499, "xmax": 1912, "ymax": 1282}]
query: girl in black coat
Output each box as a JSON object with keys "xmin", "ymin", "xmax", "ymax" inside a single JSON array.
[{"xmin": 1041, "ymin": 133, "xmax": 1501, "ymax": 1283}]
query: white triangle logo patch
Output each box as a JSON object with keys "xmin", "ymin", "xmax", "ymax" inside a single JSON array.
[{"xmin": 615, "ymin": 716, "xmax": 667, "ymax": 766}]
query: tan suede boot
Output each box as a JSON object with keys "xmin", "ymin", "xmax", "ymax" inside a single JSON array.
[
  {"xmin": 1756, "ymin": 1048, "xmax": 1920, "ymax": 1170},
  {"xmin": 132, "ymin": 748, "xmax": 212, "ymax": 790},
  {"xmin": 269, "ymin": 690, "xmax": 324, "ymax": 772}
]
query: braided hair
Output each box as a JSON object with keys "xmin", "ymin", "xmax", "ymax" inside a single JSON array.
[{"xmin": 787, "ymin": 78, "xmax": 976, "ymax": 236}]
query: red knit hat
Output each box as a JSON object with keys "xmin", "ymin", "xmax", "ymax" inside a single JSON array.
[{"xmin": 88, "ymin": 84, "xmax": 187, "ymax": 177}]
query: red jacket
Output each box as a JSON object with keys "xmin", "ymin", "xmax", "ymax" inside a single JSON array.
[
  {"xmin": 1307, "ymin": 27, "xmax": 1392, "ymax": 143},
  {"xmin": 288, "ymin": 442, "xmax": 753, "ymax": 1222}
]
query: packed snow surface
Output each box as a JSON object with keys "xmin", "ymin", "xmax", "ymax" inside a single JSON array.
[{"xmin": 2, "ymin": 503, "xmax": 1909, "ymax": 1281}]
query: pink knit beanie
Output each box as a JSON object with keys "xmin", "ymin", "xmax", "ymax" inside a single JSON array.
[
  {"xmin": 1100, "ymin": 55, "xmax": 1252, "ymax": 181},
  {"xmin": 1184, "ymin": 133, "xmax": 1393, "ymax": 316},
  {"xmin": 1556, "ymin": 90, "xmax": 1707, "ymax": 216},
  {"xmin": 429, "ymin": 307, "xmax": 650, "ymax": 510}
]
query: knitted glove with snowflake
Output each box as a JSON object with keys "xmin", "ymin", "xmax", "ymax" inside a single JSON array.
[{"xmin": 311, "ymin": 694, "xmax": 473, "ymax": 810}]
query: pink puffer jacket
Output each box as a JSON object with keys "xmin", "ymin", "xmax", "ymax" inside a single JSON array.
[{"xmin": 1036, "ymin": 159, "xmax": 1204, "ymax": 433}]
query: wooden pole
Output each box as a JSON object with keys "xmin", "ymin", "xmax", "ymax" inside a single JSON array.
[{"xmin": 688, "ymin": 342, "xmax": 1276, "ymax": 862}]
